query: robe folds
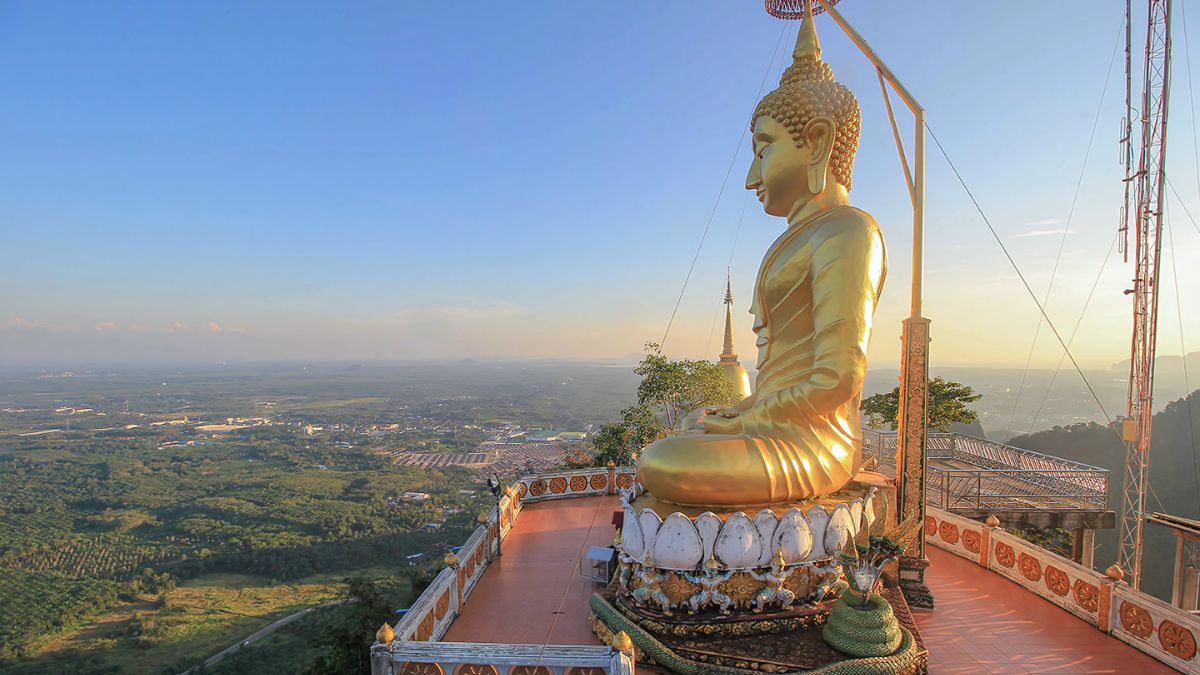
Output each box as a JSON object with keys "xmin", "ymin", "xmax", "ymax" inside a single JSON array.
[{"xmin": 637, "ymin": 205, "xmax": 886, "ymax": 507}]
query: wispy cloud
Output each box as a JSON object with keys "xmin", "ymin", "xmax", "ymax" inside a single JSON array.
[
  {"xmin": 1024, "ymin": 217, "xmax": 1061, "ymax": 226},
  {"xmin": 1, "ymin": 316, "xmax": 78, "ymax": 332},
  {"xmin": 1016, "ymin": 228, "xmax": 1072, "ymax": 238},
  {"xmin": 207, "ymin": 321, "xmax": 222, "ymax": 333},
  {"xmin": 3, "ymin": 316, "xmax": 52, "ymax": 331},
  {"xmin": 94, "ymin": 321, "xmax": 118, "ymax": 331}
]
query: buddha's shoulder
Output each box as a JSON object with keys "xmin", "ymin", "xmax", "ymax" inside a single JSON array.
[{"xmin": 815, "ymin": 205, "xmax": 880, "ymax": 237}]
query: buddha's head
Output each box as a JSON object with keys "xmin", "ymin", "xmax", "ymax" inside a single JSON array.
[{"xmin": 746, "ymin": 6, "xmax": 861, "ymax": 218}]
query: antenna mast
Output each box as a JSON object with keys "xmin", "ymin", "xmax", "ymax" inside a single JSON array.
[{"xmin": 1118, "ymin": 0, "xmax": 1173, "ymax": 590}]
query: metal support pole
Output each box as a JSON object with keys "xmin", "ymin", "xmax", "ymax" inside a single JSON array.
[
  {"xmin": 814, "ymin": 0, "xmax": 933, "ymax": 610},
  {"xmin": 1173, "ymin": 532, "xmax": 1186, "ymax": 607}
]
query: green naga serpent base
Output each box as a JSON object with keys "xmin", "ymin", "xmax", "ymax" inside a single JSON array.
[
  {"xmin": 590, "ymin": 592, "xmax": 926, "ymax": 675},
  {"xmin": 821, "ymin": 594, "xmax": 902, "ymax": 658}
]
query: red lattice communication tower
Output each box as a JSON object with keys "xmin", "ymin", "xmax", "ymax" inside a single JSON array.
[{"xmin": 1118, "ymin": 0, "xmax": 1172, "ymax": 590}]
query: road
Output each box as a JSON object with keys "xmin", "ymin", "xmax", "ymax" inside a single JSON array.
[{"xmin": 184, "ymin": 599, "xmax": 346, "ymax": 674}]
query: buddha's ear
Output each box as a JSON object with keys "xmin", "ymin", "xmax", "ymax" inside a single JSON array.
[
  {"xmin": 802, "ymin": 117, "xmax": 836, "ymax": 166},
  {"xmin": 803, "ymin": 117, "xmax": 835, "ymax": 194}
]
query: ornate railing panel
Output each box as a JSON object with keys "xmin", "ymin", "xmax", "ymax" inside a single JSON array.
[
  {"xmin": 515, "ymin": 467, "xmax": 635, "ymax": 504},
  {"xmin": 987, "ymin": 529, "xmax": 1108, "ymax": 627},
  {"xmin": 925, "ymin": 508, "xmax": 1107, "ymax": 627},
  {"xmin": 921, "ymin": 507, "xmax": 983, "ymax": 565},
  {"xmin": 1113, "ymin": 582, "xmax": 1200, "ymax": 671},
  {"xmin": 457, "ymin": 526, "xmax": 489, "ymax": 601},
  {"xmin": 395, "ymin": 567, "xmax": 460, "ymax": 642}
]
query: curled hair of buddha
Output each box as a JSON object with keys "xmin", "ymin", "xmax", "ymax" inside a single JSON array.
[{"xmin": 751, "ymin": 9, "xmax": 861, "ymax": 190}]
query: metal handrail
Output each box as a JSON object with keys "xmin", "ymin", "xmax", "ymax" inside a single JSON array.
[
  {"xmin": 863, "ymin": 428, "xmax": 1106, "ymax": 472},
  {"xmin": 927, "ymin": 467, "xmax": 1109, "ymax": 511},
  {"xmin": 864, "ymin": 428, "xmax": 1110, "ymax": 512}
]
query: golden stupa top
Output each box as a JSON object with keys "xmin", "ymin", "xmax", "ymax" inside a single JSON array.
[{"xmin": 721, "ymin": 272, "xmax": 738, "ymax": 359}]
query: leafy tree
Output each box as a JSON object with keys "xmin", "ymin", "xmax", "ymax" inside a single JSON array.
[
  {"xmin": 591, "ymin": 343, "xmax": 736, "ymax": 466},
  {"xmin": 860, "ymin": 377, "xmax": 981, "ymax": 432},
  {"xmin": 634, "ymin": 343, "xmax": 736, "ymax": 431},
  {"xmin": 590, "ymin": 405, "xmax": 665, "ymax": 467},
  {"xmin": 561, "ymin": 447, "xmax": 593, "ymax": 469}
]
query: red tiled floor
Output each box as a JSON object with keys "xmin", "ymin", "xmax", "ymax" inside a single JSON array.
[
  {"xmin": 445, "ymin": 498, "xmax": 1174, "ymax": 674},
  {"xmin": 443, "ymin": 496, "xmax": 620, "ymax": 645},
  {"xmin": 916, "ymin": 547, "xmax": 1172, "ymax": 674}
]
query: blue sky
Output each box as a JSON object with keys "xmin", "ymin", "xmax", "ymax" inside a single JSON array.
[{"xmin": 2, "ymin": 1, "xmax": 1199, "ymax": 368}]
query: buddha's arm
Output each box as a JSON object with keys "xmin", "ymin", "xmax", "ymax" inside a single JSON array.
[
  {"xmin": 716, "ymin": 391, "xmax": 758, "ymax": 417},
  {"xmin": 705, "ymin": 220, "xmax": 883, "ymax": 436}
]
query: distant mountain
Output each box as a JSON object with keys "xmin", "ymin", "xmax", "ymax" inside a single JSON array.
[
  {"xmin": 950, "ymin": 420, "xmax": 986, "ymax": 437},
  {"xmin": 1109, "ymin": 351, "xmax": 1200, "ymax": 383},
  {"xmin": 1008, "ymin": 389, "xmax": 1200, "ymax": 602}
]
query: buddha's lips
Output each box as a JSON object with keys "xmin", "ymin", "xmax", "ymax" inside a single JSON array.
[{"xmin": 756, "ymin": 189, "xmax": 765, "ymax": 202}]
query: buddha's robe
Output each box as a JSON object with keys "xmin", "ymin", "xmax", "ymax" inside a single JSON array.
[{"xmin": 637, "ymin": 205, "xmax": 886, "ymax": 507}]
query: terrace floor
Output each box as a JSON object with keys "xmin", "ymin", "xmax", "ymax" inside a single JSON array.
[
  {"xmin": 443, "ymin": 497, "xmax": 1170, "ymax": 673},
  {"xmin": 443, "ymin": 495, "xmax": 617, "ymax": 646}
]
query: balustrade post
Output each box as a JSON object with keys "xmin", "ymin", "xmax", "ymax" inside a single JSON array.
[
  {"xmin": 370, "ymin": 645, "xmax": 393, "ymax": 675},
  {"xmin": 981, "ymin": 514, "xmax": 998, "ymax": 568},
  {"xmin": 1098, "ymin": 564, "xmax": 1124, "ymax": 634},
  {"xmin": 445, "ymin": 552, "xmax": 463, "ymax": 613},
  {"xmin": 607, "ymin": 462, "xmax": 616, "ymax": 496}
]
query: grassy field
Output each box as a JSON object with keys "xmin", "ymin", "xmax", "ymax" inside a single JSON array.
[{"xmin": 3, "ymin": 571, "xmax": 346, "ymax": 674}]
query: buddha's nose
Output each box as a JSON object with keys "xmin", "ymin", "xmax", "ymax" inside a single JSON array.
[{"xmin": 745, "ymin": 159, "xmax": 762, "ymax": 191}]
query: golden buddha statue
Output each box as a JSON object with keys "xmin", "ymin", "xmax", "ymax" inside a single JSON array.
[{"xmin": 637, "ymin": 7, "xmax": 886, "ymax": 508}]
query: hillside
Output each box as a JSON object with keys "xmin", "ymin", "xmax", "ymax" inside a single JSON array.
[{"xmin": 1009, "ymin": 389, "xmax": 1200, "ymax": 601}]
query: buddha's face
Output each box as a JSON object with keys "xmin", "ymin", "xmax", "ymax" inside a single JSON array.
[{"xmin": 745, "ymin": 115, "xmax": 834, "ymax": 218}]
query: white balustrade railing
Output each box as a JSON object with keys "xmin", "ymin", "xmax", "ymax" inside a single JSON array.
[
  {"xmin": 926, "ymin": 506, "xmax": 1200, "ymax": 674},
  {"xmin": 375, "ymin": 467, "xmax": 635, "ymax": 675},
  {"xmin": 515, "ymin": 466, "xmax": 635, "ymax": 503},
  {"xmin": 373, "ymin": 642, "xmax": 634, "ymax": 675}
]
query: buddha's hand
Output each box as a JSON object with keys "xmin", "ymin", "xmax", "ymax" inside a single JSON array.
[
  {"xmin": 701, "ymin": 412, "xmax": 742, "ymax": 435},
  {"xmin": 681, "ymin": 407, "xmax": 713, "ymax": 433}
]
